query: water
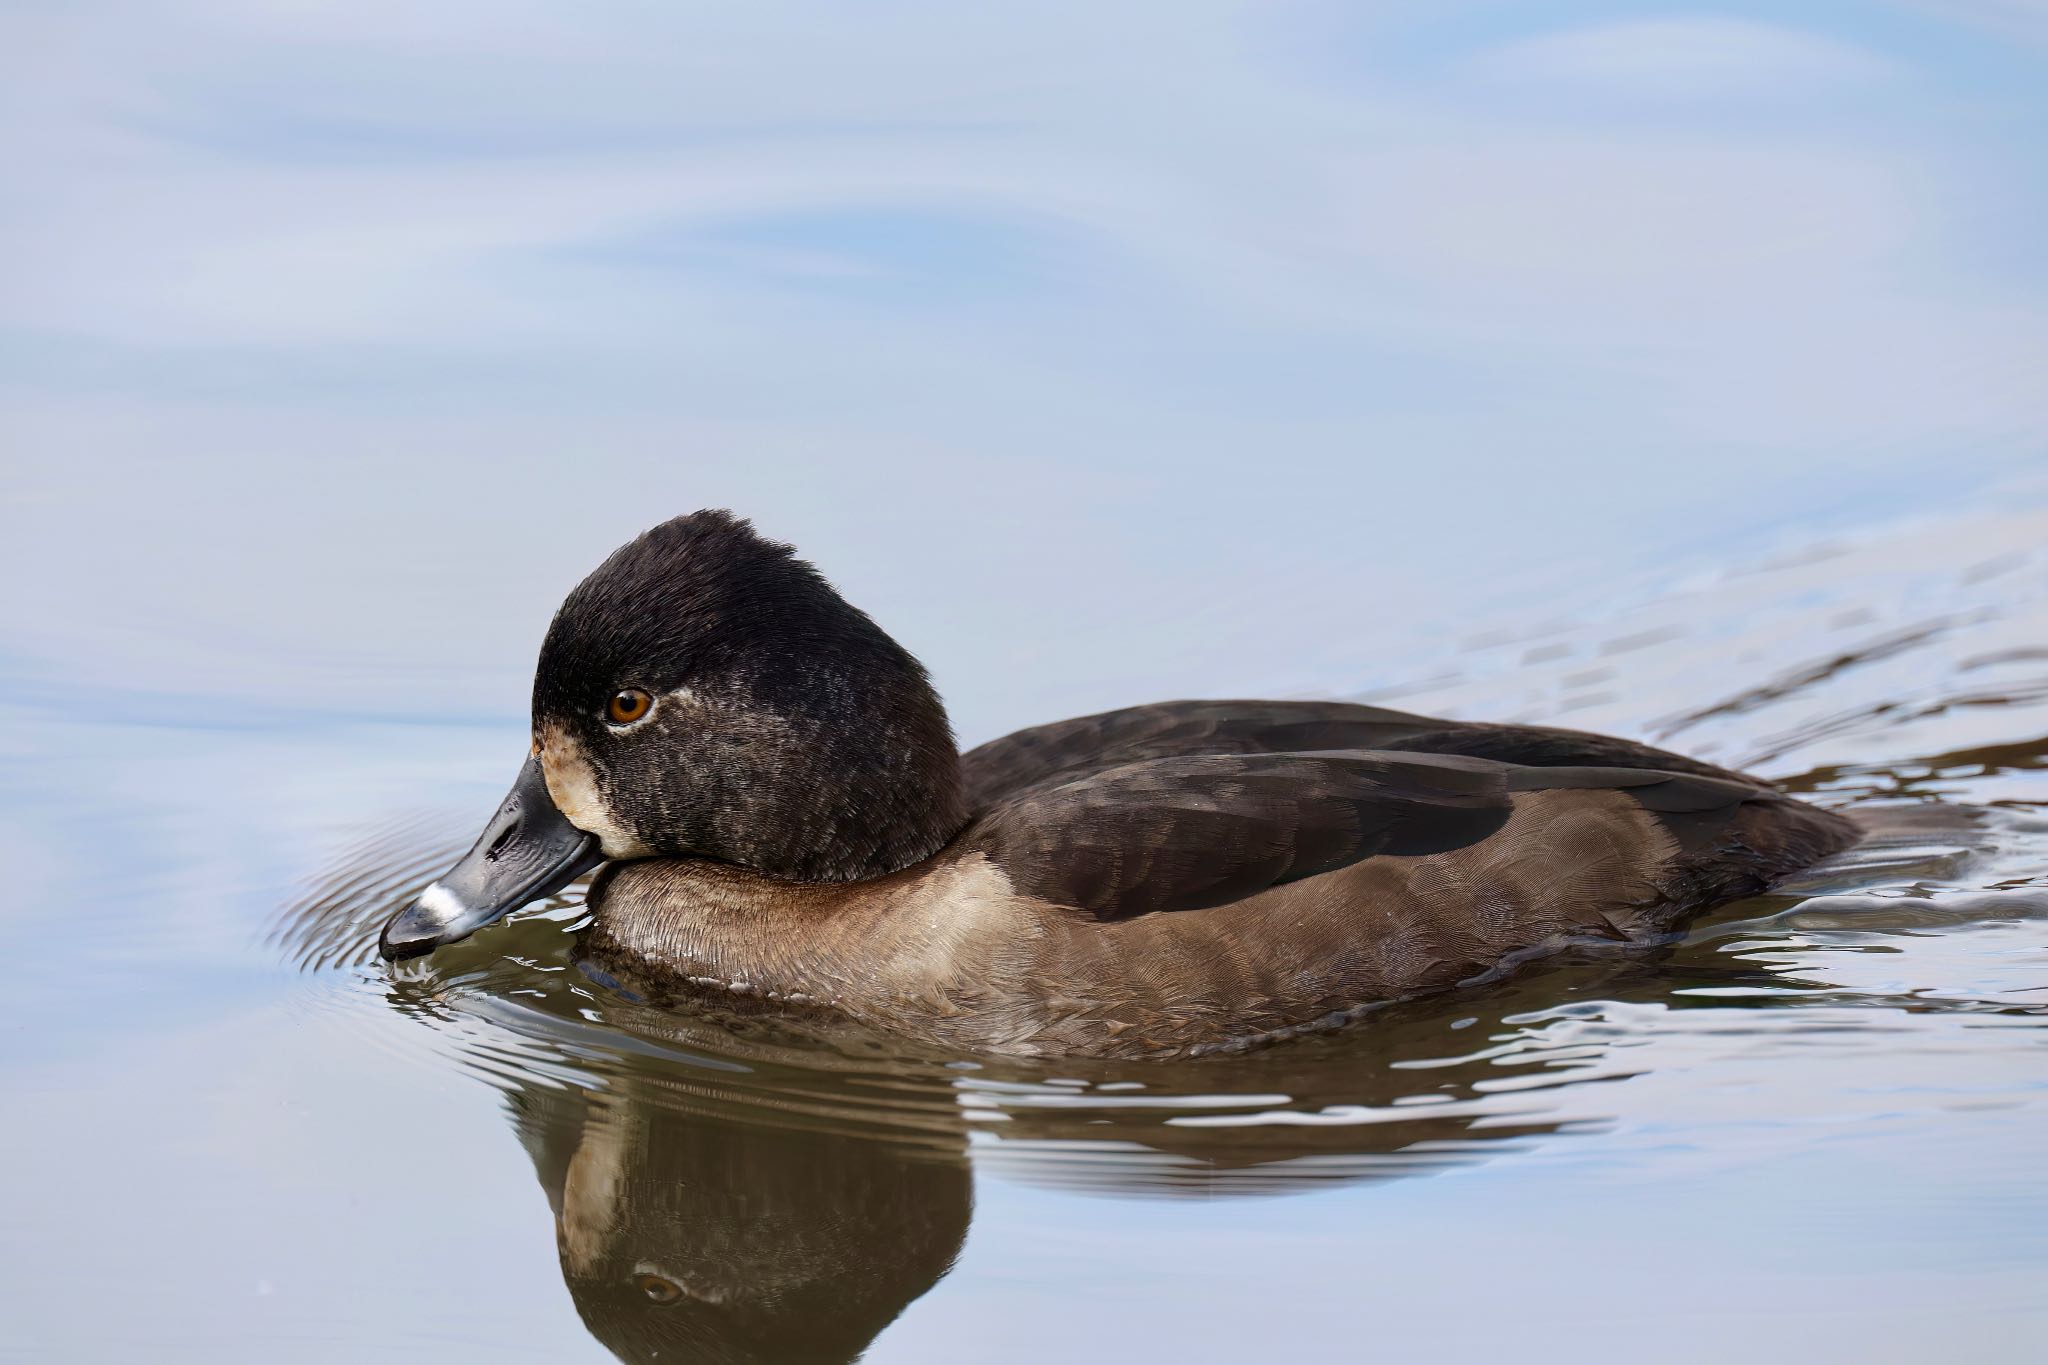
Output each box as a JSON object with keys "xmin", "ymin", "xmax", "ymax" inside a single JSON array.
[
  {"xmin": 9, "ymin": 6, "xmax": 2048, "ymax": 1359},
  {"xmin": 4, "ymin": 472, "xmax": 2043, "ymax": 1362}
]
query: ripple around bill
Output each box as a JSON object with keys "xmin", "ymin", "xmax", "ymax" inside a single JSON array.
[{"xmin": 270, "ymin": 808, "xmax": 476, "ymax": 972}]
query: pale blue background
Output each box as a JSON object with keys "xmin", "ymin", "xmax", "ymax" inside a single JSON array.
[
  {"xmin": 3, "ymin": 7, "xmax": 2047, "ymax": 1361},
  {"xmin": 5, "ymin": 1, "xmax": 2046, "ymax": 744}
]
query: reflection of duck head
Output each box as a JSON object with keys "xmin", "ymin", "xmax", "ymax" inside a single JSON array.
[{"xmin": 511, "ymin": 1077, "xmax": 970, "ymax": 1365}]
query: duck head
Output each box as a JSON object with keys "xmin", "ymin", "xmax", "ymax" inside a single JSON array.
[{"xmin": 379, "ymin": 510, "xmax": 968, "ymax": 960}]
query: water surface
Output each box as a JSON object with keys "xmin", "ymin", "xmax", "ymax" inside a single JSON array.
[
  {"xmin": 7, "ymin": 6, "xmax": 2048, "ymax": 1358},
  {"xmin": 5, "ymin": 476, "xmax": 2043, "ymax": 1363}
]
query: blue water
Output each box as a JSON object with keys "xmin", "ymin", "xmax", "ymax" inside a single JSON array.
[
  {"xmin": 5, "ymin": 472, "xmax": 2045, "ymax": 1361},
  {"xmin": 5, "ymin": 5, "xmax": 2048, "ymax": 1360}
]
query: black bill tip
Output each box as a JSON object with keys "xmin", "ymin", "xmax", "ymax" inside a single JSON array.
[
  {"xmin": 378, "ymin": 883, "xmax": 473, "ymax": 960},
  {"xmin": 378, "ymin": 924, "xmax": 443, "ymax": 961}
]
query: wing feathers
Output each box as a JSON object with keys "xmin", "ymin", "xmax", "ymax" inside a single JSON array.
[
  {"xmin": 967, "ymin": 751, "xmax": 1516, "ymax": 920},
  {"xmin": 967, "ymin": 749, "xmax": 1788, "ymax": 921},
  {"xmin": 959, "ymin": 699, "xmax": 1449, "ymax": 810},
  {"xmin": 1501, "ymin": 765, "xmax": 1756, "ymax": 812}
]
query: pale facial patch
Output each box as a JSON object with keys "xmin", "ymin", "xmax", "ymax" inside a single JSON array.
[{"xmin": 537, "ymin": 720, "xmax": 654, "ymax": 860}]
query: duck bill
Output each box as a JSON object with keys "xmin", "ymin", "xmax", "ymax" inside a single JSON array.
[{"xmin": 379, "ymin": 755, "xmax": 605, "ymax": 961}]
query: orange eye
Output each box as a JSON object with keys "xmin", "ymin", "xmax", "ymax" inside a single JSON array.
[
  {"xmin": 606, "ymin": 689, "xmax": 652, "ymax": 725},
  {"xmin": 635, "ymin": 1273, "xmax": 683, "ymax": 1304}
]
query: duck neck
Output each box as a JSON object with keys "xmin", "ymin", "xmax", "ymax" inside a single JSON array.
[
  {"xmin": 709, "ymin": 719, "xmax": 969, "ymax": 887},
  {"xmin": 797, "ymin": 745, "xmax": 969, "ymax": 885}
]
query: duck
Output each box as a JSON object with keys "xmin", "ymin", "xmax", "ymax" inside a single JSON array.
[{"xmin": 379, "ymin": 510, "xmax": 1860, "ymax": 1059}]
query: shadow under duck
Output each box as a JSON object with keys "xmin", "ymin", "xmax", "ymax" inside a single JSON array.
[{"xmin": 380, "ymin": 510, "xmax": 1859, "ymax": 1059}]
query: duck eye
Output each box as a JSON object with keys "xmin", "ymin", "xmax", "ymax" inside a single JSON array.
[
  {"xmin": 634, "ymin": 1272, "xmax": 683, "ymax": 1304},
  {"xmin": 606, "ymin": 689, "xmax": 653, "ymax": 725}
]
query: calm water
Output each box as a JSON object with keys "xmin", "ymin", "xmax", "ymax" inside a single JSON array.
[
  {"xmin": 9, "ymin": 8, "xmax": 2048, "ymax": 1357},
  {"xmin": 4, "ymin": 474, "xmax": 2043, "ymax": 1363}
]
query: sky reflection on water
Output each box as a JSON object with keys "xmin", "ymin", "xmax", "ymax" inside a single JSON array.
[
  {"xmin": 4, "ymin": 483, "xmax": 2043, "ymax": 1362},
  {"xmin": 4, "ymin": 4, "xmax": 2048, "ymax": 1362}
]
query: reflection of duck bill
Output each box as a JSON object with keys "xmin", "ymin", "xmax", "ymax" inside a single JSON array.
[{"xmin": 379, "ymin": 756, "xmax": 603, "ymax": 960}]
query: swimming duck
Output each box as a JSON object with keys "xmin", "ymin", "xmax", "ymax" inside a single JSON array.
[{"xmin": 380, "ymin": 510, "xmax": 1859, "ymax": 1058}]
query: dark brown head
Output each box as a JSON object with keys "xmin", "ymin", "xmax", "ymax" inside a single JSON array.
[
  {"xmin": 532, "ymin": 509, "xmax": 967, "ymax": 878},
  {"xmin": 380, "ymin": 510, "xmax": 967, "ymax": 959}
]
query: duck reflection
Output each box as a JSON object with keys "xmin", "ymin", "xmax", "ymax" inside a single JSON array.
[
  {"xmin": 371, "ymin": 935, "xmax": 1801, "ymax": 1364},
  {"xmin": 508, "ymin": 1076, "xmax": 970, "ymax": 1365},
  {"xmin": 278, "ymin": 822, "xmax": 1833, "ymax": 1364}
]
